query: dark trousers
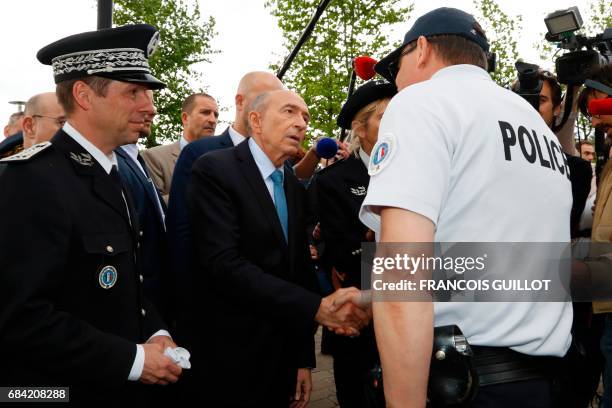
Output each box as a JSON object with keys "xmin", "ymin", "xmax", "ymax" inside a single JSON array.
[
  {"xmin": 563, "ymin": 305, "xmax": 604, "ymax": 408},
  {"xmin": 333, "ymin": 353, "xmax": 370, "ymax": 407},
  {"xmin": 331, "ymin": 328, "xmax": 378, "ymax": 408},
  {"xmin": 471, "ymin": 379, "xmax": 554, "ymax": 408}
]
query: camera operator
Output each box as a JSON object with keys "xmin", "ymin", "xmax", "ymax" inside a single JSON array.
[
  {"xmin": 576, "ymin": 63, "xmax": 612, "ymax": 408},
  {"xmin": 513, "ymin": 65, "xmax": 605, "ymax": 408},
  {"xmin": 512, "ymin": 66, "xmax": 592, "ymax": 239}
]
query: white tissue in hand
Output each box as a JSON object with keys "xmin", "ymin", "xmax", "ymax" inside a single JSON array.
[{"xmin": 164, "ymin": 346, "xmax": 191, "ymax": 369}]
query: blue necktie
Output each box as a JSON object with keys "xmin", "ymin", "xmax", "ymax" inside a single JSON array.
[{"xmin": 270, "ymin": 169, "xmax": 288, "ymax": 242}]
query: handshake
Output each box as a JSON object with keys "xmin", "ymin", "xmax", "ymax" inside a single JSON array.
[{"xmin": 315, "ymin": 287, "xmax": 371, "ymax": 337}]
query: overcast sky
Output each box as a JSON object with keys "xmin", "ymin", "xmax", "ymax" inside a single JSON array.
[{"xmin": 0, "ymin": 0, "xmax": 594, "ymax": 135}]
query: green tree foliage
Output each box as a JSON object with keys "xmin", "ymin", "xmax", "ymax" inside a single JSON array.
[
  {"xmin": 473, "ymin": 0, "xmax": 521, "ymax": 87},
  {"xmin": 266, "ymin": 0, "xmax": 412, "ymax": 143},
  {"xmin": 113, "ymin": 0, "xmax": 218, "ymax": 146},
  {"xmin": 587, "ymin": 0, "xmax": 612, "ymax": 34}
]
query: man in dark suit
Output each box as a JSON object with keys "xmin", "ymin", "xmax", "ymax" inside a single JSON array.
[
  {"xmin": 188, "ymin": 89, "xmax": 368, "ymax": 407},
  {"xmin": 0, "ymin": 24, "xmax": 182, "ymax": 404},
  {"xmin": 115, "ymin": 139, "xmax": 169, "ymax": 318},
  {"xmin": 167, "ymin": 71, "xmax": 284, "ymax": 345}
]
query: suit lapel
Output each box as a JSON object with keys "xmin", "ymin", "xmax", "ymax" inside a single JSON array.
[
  {"xmin": 170, "ymin": 141, "xmax": 180, "ymax": 159},
  {"xmin": 218, "ymin": 128, "xmax": 233, "ymax": 148},
  {"xmin": 235, "ymin": 141, "xmax": 287, "ymax": 248},
  {"xmin": 116, "ymin": 147, "xmax": 165, "ymax": 226},
  {"xmin": 284, "ymin": 170, "xmax": 299, "ymax": 275},
  {"xmin": 52, "ymin": 131, "xmax": 131, "ymax": 227}
]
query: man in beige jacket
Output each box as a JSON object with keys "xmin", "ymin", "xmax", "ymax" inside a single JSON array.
[
  {"xmin": 577, "ymin": 64, "xmax": 612, "ymax": 407},
  {"xmin": 142, "ymin": 93, "xmax": 218, "ymax": 203}
]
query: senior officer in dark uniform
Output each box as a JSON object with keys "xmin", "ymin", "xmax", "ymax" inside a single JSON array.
[
  {"xmin": 313, "ymin": 80, "xmax": 396, "ymax": 407},
  {"xmin": 0, "ymin": 25, "xmax": 182, "ymax": 404}
]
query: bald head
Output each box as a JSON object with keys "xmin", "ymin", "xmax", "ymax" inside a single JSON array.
[
  {"xmin": 234, "ymin": 71, "xmax": 284, "ymax": 136},
  {"xmin": 22, "ymin": 92, "xmax": 65, "ymax": 148}
]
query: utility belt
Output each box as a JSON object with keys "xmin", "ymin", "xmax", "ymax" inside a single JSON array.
[{"xmin": 366, "ymin": 325, "xmax": 561, "ymax": 408}]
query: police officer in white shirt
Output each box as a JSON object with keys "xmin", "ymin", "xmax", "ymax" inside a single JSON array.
[{"xmin": 357, "ymin": 7, "xmax": 572, "ymax": 407}]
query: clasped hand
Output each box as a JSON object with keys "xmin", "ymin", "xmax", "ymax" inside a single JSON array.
[
  {"xmin": 140, "ymin": 335, "xmax": 183, "ymax": 385},
  {"xmin": 315, "ymin": 287, "xmax": 371, "ymax": 337}
]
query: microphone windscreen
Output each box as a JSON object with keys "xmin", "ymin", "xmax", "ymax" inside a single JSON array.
[
  {"xmin": 588, "ymin": 98, "xmax": 612, "ymax": 116},
  {"xmin": 316, "ymin": 138, "xmax": 338, "ymax": 159},
  {"xmin": 354, "ymin": 56, "xmax": 378, "ymax": 80}
]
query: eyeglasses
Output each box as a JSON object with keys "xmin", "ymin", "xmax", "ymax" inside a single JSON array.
[
  {"xmin": 32, "ymin": 115, "xmax": 66, "ymax": 127},
  {"xmin": 386, "ymin": 41, "xmax": 418, "ymax": 81}
]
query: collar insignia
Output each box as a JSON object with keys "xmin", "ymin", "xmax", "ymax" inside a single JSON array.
[
  {"xmin": 350, "ymin": 186, "xmax": 367, "ymax": 196},
  {"xmin": 70, "ymin": 152, "xmax": 94, "ymax": 166}
]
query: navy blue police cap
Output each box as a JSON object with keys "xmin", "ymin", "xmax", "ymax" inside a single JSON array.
[
  {"xmin": 337, "ymin": 80, "xmax": 397, "ymax": 129},
  {"xmin": 375, "ymin": 7, "xmax": 490, "ymax": 83},
  {"xmin": 37, "ymin": 24, "xmax": 166, "ymax": 90}
]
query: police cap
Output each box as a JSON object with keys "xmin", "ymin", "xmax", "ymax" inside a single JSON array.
[
  {"xmin": 375, "ymin": 7, "xmax": 490, "ymax": 83},
  {"xmin": 37, "ymin": 24, "xmax": 166, "ymax": 90},
  {"xmin": 337, "ymin": 80, "xmax": 397, "ymax": 129}
]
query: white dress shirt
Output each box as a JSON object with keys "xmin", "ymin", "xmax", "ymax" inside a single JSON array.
[
  {"xmin": 179, "ymin": 136, "xmax": 189, "ymax": 151},
  {"xmin": 358, "ymin": 148, "xmax": 370, "ymax": 168},
  {"xmin": 248, "ymin": 138, "xmax": 284, "ymax": 203},
  {"xmin": 228, "ymin": 126, "xmax": 247, "ymax": 146}
]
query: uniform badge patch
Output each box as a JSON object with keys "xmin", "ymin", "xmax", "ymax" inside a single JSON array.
[
  {"xmin": 70, "ymin": 152, "xmax": 93, "ymax": 166},
  {"xmin": 99, "ymin": 266, "xmax": 118, "ymax": 289},
  {"xmin": 350, "ymin": 186, "xmax": 367, "ymax": 196},
  {"xmin": 0, "ymin": 142, "xmax": 51, "ymax": 162},
  {"xmin": 368, "ymin": 133, "xmax": 396, "ymax": 176}
]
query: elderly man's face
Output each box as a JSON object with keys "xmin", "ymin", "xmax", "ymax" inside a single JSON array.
[
  {"xmin": 91, "ymin": 81, "xmax": 155, "ymax": 146},
  {"xmin": 251, "ymin": 90, "xmax": 309, "ymax": 165}
]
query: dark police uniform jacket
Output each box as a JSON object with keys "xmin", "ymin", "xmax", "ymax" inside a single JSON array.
[
  {"xmin": 0, "ymin": 130, "xmax": 166, "ymax": 403},
  {"xmin": 312, "ymin": 153, "xmax": 379, "ymax": 388},
  {"xmin": 314, "ymin": 154, "xmax": 370, "ymax": 288}
]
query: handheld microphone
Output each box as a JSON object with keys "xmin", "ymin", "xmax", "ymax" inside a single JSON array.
[
  {"xmin": 316, "ymin": 138, "xmax": 338, "ymax": 159},
  {"xmin": 588, "ymin": 98, "xmax": 612, "ymax": 116}
]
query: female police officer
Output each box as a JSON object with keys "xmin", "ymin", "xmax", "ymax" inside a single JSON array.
[{"xmin": 314, "ymin": 80, "xmax": 396, "ymax": 407}]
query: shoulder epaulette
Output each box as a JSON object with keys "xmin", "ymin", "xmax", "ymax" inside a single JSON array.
[{"xmin": 0, "ymin": 142, "xmax": 52, "ymax": 162}]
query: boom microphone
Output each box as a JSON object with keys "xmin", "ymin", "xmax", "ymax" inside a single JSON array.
[
  {"xmin": 316, "ymin": 137, "xmax": 338, "ymax": 159},
  {"xmin": 588, "ymin": 98, "xmax": 612, "ymax": 116}
]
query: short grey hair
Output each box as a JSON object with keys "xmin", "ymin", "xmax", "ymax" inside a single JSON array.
[{"xmin": 247, "ymin": 92, "xmax": 271, "ymax": 134}]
